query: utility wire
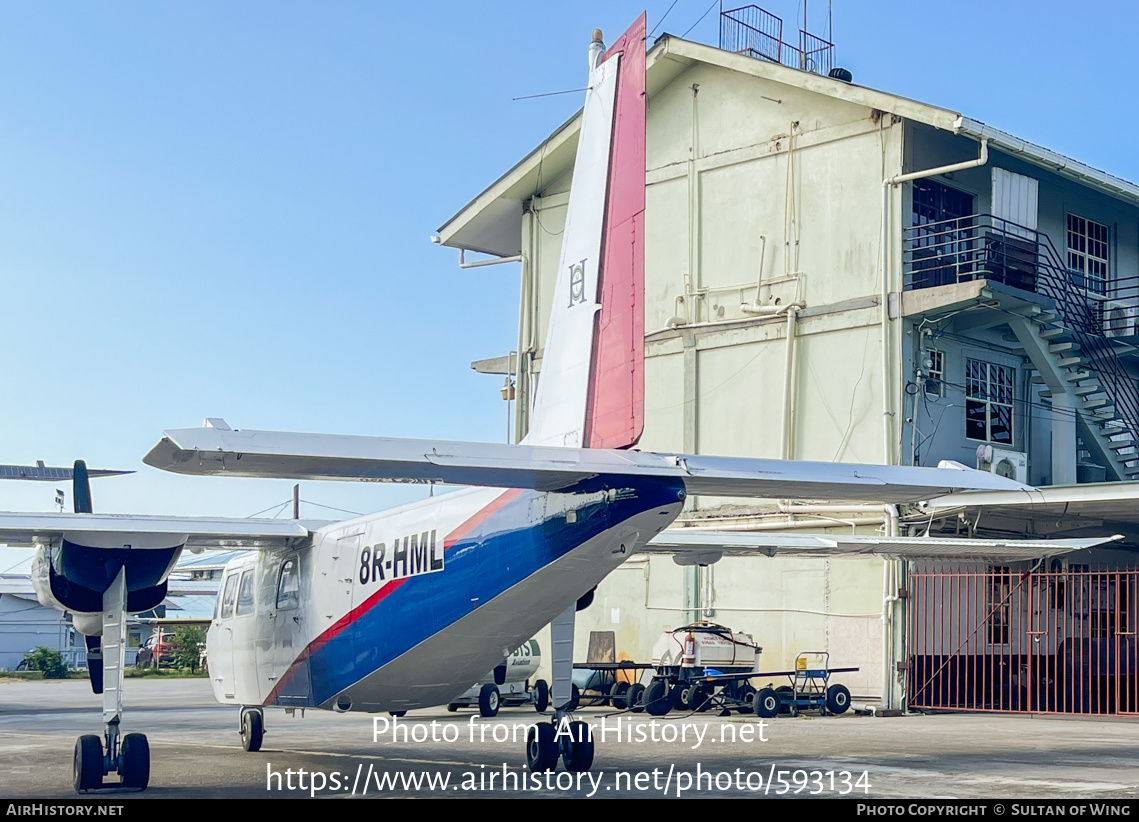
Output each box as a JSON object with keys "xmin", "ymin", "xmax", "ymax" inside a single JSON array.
[
  {"xmin": 650, "ymin": 0, "xmax": 679, "ymax": 37},
  {"xmin": 682, "ymin": 0, "xmax": 720, "ymax": 38},
  {"xmin": 299, "ymin": 500, "xmax": 363, "ymax": 517}
]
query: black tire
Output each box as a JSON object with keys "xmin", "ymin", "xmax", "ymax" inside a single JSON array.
[
  {"xmin": 447, "ymin": 703, "xmax": 459, "ymax": 712},
  {"xmin": 119, "ymin": 732, "xmax": 149, "ymax": 790},
  {"xmin": 389, "ymin": 711, "xmax": 406, "ymax": 718},
  {"xmin": 526, "ymin": 723, "xmax": 558, "ymax": 772},
  {"xmin": 610, "ymin": 681, "xmax": 631, "ymax": 709},
  {"xmin": 479, "ymin": 683, "xmax": 500, "ymax": 717},
  {"xmin": 561, "ymin": 720, "xmax": 594, "ymax": 772},
  {"xmin": 737, "ymin": 684, "xmax": 756, "ymax": 714},
  {"xmin": 241, "ymin": 709, "xmax": 264, "ymax": 752},
  {"xmin": 533, "ymin": 679, "xmax": 549, "ymax": 713},
  {"xmin": 563, "ymin": 683, "xmax": 580, "ymax": 712},
  {"xmin": 753, "ymin": 687, "xmax": 781, "ymax": 718},
  {"xmin": 826, "ymin": 683, "xmax": 851, "ymax": 715},
  {"xmin": 73, "ymin": 734, "xmax": 103, "ymax": 793},
  {"xmin": 627, "ymin": 683, "xmax": 646, "ymax": 713},
  {"xmin": 644, "ymin": 679, "xmax": 671, "ymax": 716},
  {"xmin": 671, "ymin": 682, "xmax": 693, "ymax": 711},
  {"xmin": 775, "ymin": 685, "xmax": 794, "ymax": 714}
]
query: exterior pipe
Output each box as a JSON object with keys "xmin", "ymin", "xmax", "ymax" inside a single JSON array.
[
  {"xmin": 880, "ymin": 505, "xmax": 900, "ymax": 710},
  {"xmin": 776, "ymin": 502, "xmax": 888, "ymax": 514},
  {"xmin": 879, "ymin": 138, "xmax": 989, "ymax": 464},
  {"xmin": 459, "ymin": 248, "xmax": 524, "ymax": 268},
  {"xmin": 739, "ymin": 300, "xmax": 805, "ymax": 460}
]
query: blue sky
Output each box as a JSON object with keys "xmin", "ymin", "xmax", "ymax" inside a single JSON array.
[{"xmin": 1, "ymin": 1, "xmax": 1136, "ymax": 520}]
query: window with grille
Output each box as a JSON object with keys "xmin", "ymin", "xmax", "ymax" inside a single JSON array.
[
  {"xmin": 922, "ymin": 349, "xmax": 945, "ymax": 400},
  {"xmin": 966, "ymin": 359, "xmax": 1014, "ymax": 444},
  {"xmin": 1067, "ymin": 214, "xmax": 1110, "ymax": 296}
]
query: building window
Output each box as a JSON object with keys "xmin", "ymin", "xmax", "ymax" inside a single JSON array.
[
  {"xmin": 966, "ymin": 359, "xmax": 1014, "ymax": 444},
  {"xmin": 1067, "ymin": 214, "xmax": 1110, "ymax": 296},
  {"xmin": 921, "ymin": 349, "xmax": 945, "ymax": 400},
  {"xmin": 909, "ymin": 180, "xmax": 976, "ymax": 290}
]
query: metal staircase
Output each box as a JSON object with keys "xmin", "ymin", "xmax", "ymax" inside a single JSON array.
[
  {"xmin": 903, "ymin": 213, "xmax": 1139, "ymax": 481},
  {"xmin": 1024, "ymin": 232, "xmax": 1139, "ymax": 479}
]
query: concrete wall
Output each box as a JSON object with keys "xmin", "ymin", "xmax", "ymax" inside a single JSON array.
[
  {"xmin": 518, "ymin": 58, "xmax": 1139, "ymax": 696},
  {"xmin": 520, "ymin": 59, "xmax": 908, "ymax": 694}
]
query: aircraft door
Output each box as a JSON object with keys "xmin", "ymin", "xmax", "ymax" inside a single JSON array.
[
  {"xmin": 259, "ymin": 552, "xmax": 313, "ymax": 706},
  {"xmin": 230, "ymin": 567, "xmax": 261, "ymax": 703},
  {"xmin": 207, "ymin": 571, "xmax": 240, "ymax": 701}
]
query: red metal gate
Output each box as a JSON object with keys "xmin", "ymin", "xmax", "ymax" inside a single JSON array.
[{"xmin": 907, "ymin": 567, "xmax": 1138, "ymax": 715}]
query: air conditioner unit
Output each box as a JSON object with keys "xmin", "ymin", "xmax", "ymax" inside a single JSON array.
[
  {"xmin": 1102, "ymin": 299, "xmax": 1139, "ymax": 339},
  {"xmin": 975, "ymin": 445, "xmax": 1029, "ymax": 483}
]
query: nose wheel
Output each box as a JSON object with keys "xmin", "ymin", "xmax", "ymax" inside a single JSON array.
[
  {"xmin": 73, "ymin": 568, "xmax": 150, "ymax": 793},
  {"xmin": 72, "ymin": 728, "xmax": 150, "ymax": 792}
]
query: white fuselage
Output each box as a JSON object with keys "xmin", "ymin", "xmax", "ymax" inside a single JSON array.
[{"xmin": 207, "ymin": 477, "xmax": 685, "ymax": 712}]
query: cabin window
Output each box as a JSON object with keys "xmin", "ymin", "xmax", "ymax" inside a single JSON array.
[
  {"xmin": 219, "ymin": 573, "xmax": 238, "ymax": 619},
  {"xmin": 236, "ymin": 569, "xmax": 255, "ymax": 616},
  {"xmin": 276, "ymin": 558, "xmax": 300, "ymax": 610},
  {"xmin": 965, "ymin": 358, "xmax": 1014, "ymax": 444},
  {"xmin": 1067, "ymin": 213, "xmax": 1110, "ymax": 296}
]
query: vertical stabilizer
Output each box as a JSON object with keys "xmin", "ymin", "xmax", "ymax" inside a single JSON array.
[{"xmin": 524, "ymin": 15, "xmax": 646, "ymax": 450}]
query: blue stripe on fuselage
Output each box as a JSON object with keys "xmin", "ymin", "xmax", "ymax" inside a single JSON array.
[{"xmin": 302, "ymin": 477, "xmax": 683, "ymax": 707}]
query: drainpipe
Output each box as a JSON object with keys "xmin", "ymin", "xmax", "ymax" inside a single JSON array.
[
  {"xmin": 879, "ymin": 138, "xmax": 989, "ymax": 464},
  {"xmin": 880, "ymin": 504, "xmax": 900, "ymax": 710},
  {"xmin": 740, "ymin": 301, "xmax": 805, "ymax": 459}
]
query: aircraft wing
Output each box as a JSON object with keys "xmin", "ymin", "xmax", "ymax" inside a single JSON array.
[
  {"xmin": 145, "ymin": 425, "xmax": 1033, "ymax": 504},
  {"xmin": 0, "ymin": 512, "xmax": 324, "ymax": 550},
  {"xmin": 644, "ymin": 530, "xmax": 1123, "ymax": 564}
]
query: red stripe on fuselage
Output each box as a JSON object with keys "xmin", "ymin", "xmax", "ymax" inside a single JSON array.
[{"xmin": 263, "ymin": 488, "xmax": 525, "ymax": 706}]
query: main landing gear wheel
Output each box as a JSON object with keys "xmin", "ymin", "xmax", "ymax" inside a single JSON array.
[
  {"xmin": 560, "ymin": 720, "xmax": 594, "ymax": 772},
  {"xmin": 118, "ymin": 732, "xmax": 149, "ymax": 790},
  {"xmin": 533, "ymin": 679, "xmax": 550, "ymax": 713},
  {"xmin": 526, "ymin": 723, "xmax": 558, "ymax": 772},
  {"xmin": 73, "ymin": 734, "xmax": 103, "ymax": 792},
  {"xmin": 241, "ymin": 708, "xmax": 264, "ymax": 752},
  {"xmin": 479, "ymin": 683, "xmax": 500, "ymax": 717}
]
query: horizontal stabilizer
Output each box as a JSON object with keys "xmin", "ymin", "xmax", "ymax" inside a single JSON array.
[
  {"xmin": 645, "ymin": 530, "xmax": 1123, "ymax": 564},
  {"xmin": 0, "ymin": 512, "xmax": 323, "ymax": 550},
  {"xmin": 145, "ymin": 426, "xmax": 1033, "ymax": 504},
  {"xmin": 0, "ymin": 464, "xmax": 132, "ymax": 481}
]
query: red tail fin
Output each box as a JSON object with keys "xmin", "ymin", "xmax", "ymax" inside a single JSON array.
[{"xmin": 584, "ymin": 13, "xmax": 646, "ymax": 450}]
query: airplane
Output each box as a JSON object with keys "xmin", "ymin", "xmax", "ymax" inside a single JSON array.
[{"xmin": 0, "ymin": 14, "xmax": 1107, "ymax": 793}]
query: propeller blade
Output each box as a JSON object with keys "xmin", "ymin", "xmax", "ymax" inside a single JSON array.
[{"xmin": 73, "ymin": 460, "xmax": 92, "ymax": 514}]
